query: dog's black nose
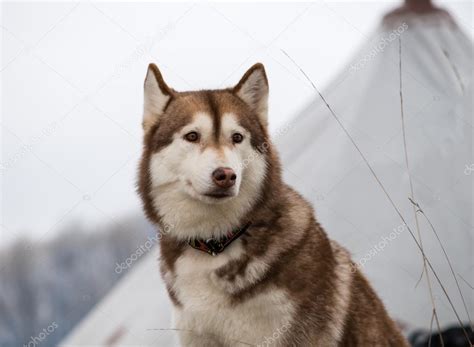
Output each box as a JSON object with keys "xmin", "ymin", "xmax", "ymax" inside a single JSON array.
[{"xmin": 212, "ymin": 167, "xmax": 236, "ymax": 189}]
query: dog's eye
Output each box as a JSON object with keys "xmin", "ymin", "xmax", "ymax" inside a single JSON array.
[
  {"xmin": 184, "ymin": 131, "xmax": 199, "ymax": 142},
  {"xmin": 232, "ymin": 133, "xmax": 243, "ymax": 144}
]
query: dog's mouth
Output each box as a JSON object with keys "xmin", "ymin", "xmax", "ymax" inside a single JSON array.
[
  {"xmin": 185, "ymin": 180, "xmax": 236, "ymax": 202},
  {"xmin": 204, "ymin": 191, "xmax": 234, "ymax": 199}
]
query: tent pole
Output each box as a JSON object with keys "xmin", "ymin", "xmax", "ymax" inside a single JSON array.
[
  {"xmin": 383, "ymin": 0, "xmax": 452, "ymax": 24},
  {"xmin": 404, "ymin": 0, "xmax": 435, "ymax": 13}
]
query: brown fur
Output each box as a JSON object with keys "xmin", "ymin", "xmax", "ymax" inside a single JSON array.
[{"xmin": 137, "ymin": 63, "xmax": 409, "ymax": 346}]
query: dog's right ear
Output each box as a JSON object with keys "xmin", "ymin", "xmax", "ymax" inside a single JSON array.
[{"xmin": 143, "ymin": 63, "xmax": 173, "ymax": 132}]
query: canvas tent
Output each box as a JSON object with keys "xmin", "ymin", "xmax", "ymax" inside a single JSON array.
[
  {"xmin": 277, "ymin": 0, "xmax": 473, "ymax": 330},
  {"xmin": 62, "ymin": 1, "xmax": 473, "ymax": 345},
  {"xmin": 60, "ymin": 248, "xmax": 177, "ymax": 346}
]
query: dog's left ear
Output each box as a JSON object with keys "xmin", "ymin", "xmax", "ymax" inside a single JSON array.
[
  {"xmin": 233, "ymin": 63, "xmax": 269, "ymax": 127},
  {"xmin": 143, "ymin": 63, "xmax": 173, "ymax": 132}
]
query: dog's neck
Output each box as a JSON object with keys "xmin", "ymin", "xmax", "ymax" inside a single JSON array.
[{"xmin": 154, "ymin": 185, "xmax": 260, "ymax": 241}]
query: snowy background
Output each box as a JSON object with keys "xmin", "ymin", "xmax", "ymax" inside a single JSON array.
[{"xmin": 1, "ymin": 1, "xmax": 473, "ymax": 346}]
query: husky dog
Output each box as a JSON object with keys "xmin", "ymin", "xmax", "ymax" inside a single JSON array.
[{"xmin": 138, "ymin": 63, "xmax": 409, "ymax": 347}]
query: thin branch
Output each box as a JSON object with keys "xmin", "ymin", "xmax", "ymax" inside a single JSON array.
[
  {"xmin": 415, "ymin": 267, "xmax": 425, "ymax": 289},
  {"xmin": 409, "ymin": 198, "xmax": 473, "ymax": 344},
  {"xmin": 458, "ymin": 273, "xmax": 474, "ymax": 290},
  {"xmin": 429, "ymin": 309, "xmax": 435, "ymax": 347},
  {"xmin": 442, "ymin": 49, "xmax": 465, "ymax": 93},
  {"xmin": 409, "ymin": 199, "xmax": 474, "ymax": 332},
  {"xmin": 398, "ymin": 37, "xmax": 444, "ymax": 346}
]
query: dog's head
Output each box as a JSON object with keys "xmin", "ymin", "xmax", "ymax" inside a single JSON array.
[{"xmin": 138, "ymin": 63, "xmax": 275, "ymax": 240}]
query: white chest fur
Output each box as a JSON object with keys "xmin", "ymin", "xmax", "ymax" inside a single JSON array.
[{"xmin": 167, "ymin": 242, "xmax": 295, "ymax": 346}]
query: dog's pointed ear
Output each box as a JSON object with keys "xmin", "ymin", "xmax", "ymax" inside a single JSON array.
[
  {"xmin": 233, "ymin": 63, "xmax": 269, "ymax": 127},
  {"xmin": 143, "ymin": 63, "xmax": 173, "ymax": 132}
]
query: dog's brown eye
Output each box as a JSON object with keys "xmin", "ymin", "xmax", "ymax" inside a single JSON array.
[
  {"xmin": 232, "ymin": 133, "xmax": 243, "ymax": 144},
  {"xmin": 184, "ymin": 131, "xmax": 199, "ymax": 142}
]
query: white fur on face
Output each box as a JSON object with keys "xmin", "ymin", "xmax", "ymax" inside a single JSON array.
[{"xmin": 149, "ymin": 112, "xmax": 267, "ymax": 240}]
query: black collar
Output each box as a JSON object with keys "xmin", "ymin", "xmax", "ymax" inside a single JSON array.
[{"xmin": 188, "ymin": 222, "xmax": 251, "ymax": 256}]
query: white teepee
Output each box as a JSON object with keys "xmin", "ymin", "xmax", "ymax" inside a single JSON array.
[
  {"xmin": 60, "ymin": 248, "xmax": 177, "ymax": 346},
  {"xmin": 276, "ymin": 2, "xmax": 473, "ymax": 330}
]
